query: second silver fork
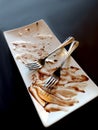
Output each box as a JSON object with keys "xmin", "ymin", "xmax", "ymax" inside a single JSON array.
[{"xmin": 43, "ymin": 40, "xmax": 79, "ymax": 90}]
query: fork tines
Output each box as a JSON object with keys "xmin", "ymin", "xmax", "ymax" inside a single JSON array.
[
  {"xmin": 25, "ymin": 62, "xmax": 42, "ymax": 70},
  {"xmin": 44, "ymin": 75, "xmax": 59, "ymax": 89}
]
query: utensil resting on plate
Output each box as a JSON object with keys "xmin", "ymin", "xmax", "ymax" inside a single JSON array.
[
  {"xmin": 44, "ymin": 40, "xmax": 79, "ymax": 90},
  {"xmin": 25, "ymin": 36, "xmax": 75, "ymax": 70}
]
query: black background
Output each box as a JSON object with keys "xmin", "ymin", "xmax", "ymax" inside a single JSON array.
[{"xmin": 0, "ymin": 0, "xmax": 98, "ymax": 129}]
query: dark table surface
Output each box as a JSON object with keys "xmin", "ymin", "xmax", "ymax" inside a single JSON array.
[{"xmin": 0, "ymin": 0, "xmax": 98, "ymax": 129}]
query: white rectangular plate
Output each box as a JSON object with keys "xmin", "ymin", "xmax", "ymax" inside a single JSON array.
[{"xmin": 4, "ymin": 19, "xmax": 98, "ymax": 127}]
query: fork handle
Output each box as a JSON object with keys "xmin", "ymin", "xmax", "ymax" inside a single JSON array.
[
  {"xmin": 61, "ymin": 40, "xmax": 79, "ymax": 66},
  {"xmin": 67, "ymin": 40, "xmax": 79, "ymax": 57},
  {"xmin": 46, "ymin": 36, "xmax": 75, "ymax": 58}
]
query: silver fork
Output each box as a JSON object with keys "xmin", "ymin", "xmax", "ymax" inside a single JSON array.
[
  {"xmin": 44, "ymin": 40, "xmax": 79, "ymax": 90},
  {"xmin": 25, "ymin": 36, "xmax": 75, "ymax": 70}
]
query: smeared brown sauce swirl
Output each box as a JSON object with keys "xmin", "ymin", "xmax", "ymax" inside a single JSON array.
[{"xmin": 29, "ymin": 65, "xmax": 89, "ymax": 112}]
